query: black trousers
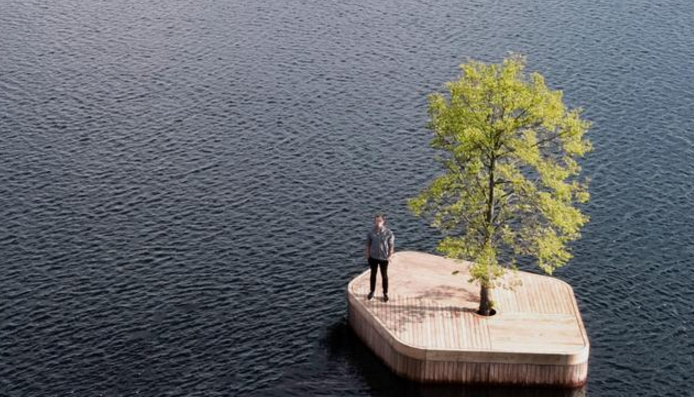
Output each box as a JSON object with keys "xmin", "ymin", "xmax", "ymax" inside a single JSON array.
[{"xmin": 368, "ymin": 257, "xmax": 389, "ymax": 294}]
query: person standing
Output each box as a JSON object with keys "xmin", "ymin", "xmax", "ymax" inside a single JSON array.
[{"xmin": 365, "ymin": 213, "xmax": 394, "ymax": 302}]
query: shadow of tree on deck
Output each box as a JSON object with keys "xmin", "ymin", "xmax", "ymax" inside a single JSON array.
[{"xmin": 355, "ymin": 285, "xmax": 484, "ymax": 335}]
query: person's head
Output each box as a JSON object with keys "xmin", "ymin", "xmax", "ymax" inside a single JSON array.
[{"xmin": 373, "ymin": 213, "xmax": 386, "ymax": 229}]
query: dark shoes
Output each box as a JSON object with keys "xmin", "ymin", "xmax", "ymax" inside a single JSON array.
[{"xmin": 367, "ymin": 292, "xmax": 389, "ymax": 302}]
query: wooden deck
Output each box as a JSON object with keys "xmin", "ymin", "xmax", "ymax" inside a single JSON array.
[{"xmin": 347, "ymin": 251, "xmax": 589, "ymax": 387}]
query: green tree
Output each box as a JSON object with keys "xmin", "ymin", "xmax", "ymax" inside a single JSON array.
[{"xmin": 408, "ymin": 55, "xmax": 592, "ymax": 316}]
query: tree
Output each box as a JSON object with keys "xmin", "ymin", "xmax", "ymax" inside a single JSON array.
[{"xmin": 408, "ymin": 55, "xmax": 592, "ymax": 316}]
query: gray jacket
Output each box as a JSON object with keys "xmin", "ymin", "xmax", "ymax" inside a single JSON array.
[{"xmin": 366, "ymin": 227, "xmax": 394, "ymax": 260}]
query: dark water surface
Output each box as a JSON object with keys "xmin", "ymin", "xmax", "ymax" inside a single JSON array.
[{"xmin": 1, "ymin": 0, "xmax": 693, "ymax": 396}]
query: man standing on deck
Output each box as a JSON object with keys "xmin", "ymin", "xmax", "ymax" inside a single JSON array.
[{"xmin": 365, "ymin": 213, "xmax": 395, "ymax": 302}]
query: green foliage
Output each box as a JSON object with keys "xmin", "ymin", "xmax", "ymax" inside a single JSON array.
[{"xmin": 409, "ymin": 55, "xmax": 591, "ymax": 289}]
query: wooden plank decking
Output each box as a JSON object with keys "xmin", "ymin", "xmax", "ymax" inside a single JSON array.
[{"xmin": 347, "ymin": 251, "xmax": 589, "ymax": 387}]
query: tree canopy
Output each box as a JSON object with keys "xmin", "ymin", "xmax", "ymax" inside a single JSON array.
[{"xmin": 408, "ymin": 55, "xmax": 592, "ymax": 315}]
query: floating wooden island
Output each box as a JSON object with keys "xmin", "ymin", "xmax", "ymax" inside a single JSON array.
[{"xmin": 347, "ymin": 251, "xmax": 589, "ymax": 388}]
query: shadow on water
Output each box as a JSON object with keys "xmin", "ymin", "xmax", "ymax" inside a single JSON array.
[{"xmin": 262, "ymin": 319, "xmax": 587, "ymax": 397}]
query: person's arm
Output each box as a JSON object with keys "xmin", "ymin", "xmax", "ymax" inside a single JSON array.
[
  {"xmin": 365, "ymin": 232, "xmax": 371, "ymax": 260},
  {"xmin": 388, "ymin": 232, "xmax": 395, "ymax": 259}
]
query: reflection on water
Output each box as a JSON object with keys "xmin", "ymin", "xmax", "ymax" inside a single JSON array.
[{"xmin": 266, "ymin": 320, "xmax": 587, "ymax": 397}]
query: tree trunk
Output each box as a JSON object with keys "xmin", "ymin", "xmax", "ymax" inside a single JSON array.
[
  {"xmin": 478, "ymin": 284, "xmax": 493, "ymax": 316},
  {"xmin": 478, "ymin": 152, "xmax": 496, "ymax": 317}
]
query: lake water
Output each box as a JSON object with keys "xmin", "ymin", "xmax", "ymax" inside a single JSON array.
[{"xmin": 1, "ymin": 0, "xmax": 693, "ymax": 395}]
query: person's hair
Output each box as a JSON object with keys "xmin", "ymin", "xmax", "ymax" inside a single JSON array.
[{"xmin": 374, "ymin": 213, "xmax": 386, "ymax": 221}]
